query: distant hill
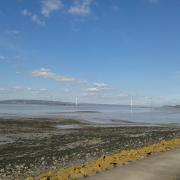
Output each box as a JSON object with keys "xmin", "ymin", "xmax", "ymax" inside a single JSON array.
[
  {"xmin": 0, "ymin": 99, "xmax": 73, "ymax": 106},
  {"xmin": 163, "ymin": 105, "xmax": 180, "ymax": 108},
  {"xmin": 0, "ymin": 99, "xmax": 150, "ymax": 107}
]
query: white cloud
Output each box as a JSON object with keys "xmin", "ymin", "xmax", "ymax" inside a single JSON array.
[
  {"xmin": 31, "ymin": 15, "xmax": 45, "ymax": 26},
  {"xmin": 68, "ymin": 0, "xmax": 94, "ymax": 16},
  {"xmin": 21, "ymin": 0, "xmax": 95, "ymax": 25},
  {"xmin": 27, "ymin": 87, "xmax": 33, "ymax": 91},
  {"xmin": 21, "ymin": 9, "xmax": 32, "ymax": 16},
  {"xmin": 15, "ymin": 71, "xmax": 21, "ymax": 75},
  {"xmin": 86, "ymin": 82, "xmax": 111, "ymax": 93},
  {"xmin": 86, "ymin": 87, "xmax": 100, "ymax": 92},
  {"xmin": 93, "ymin": 82, "xmax": 110, "ymax": 89},
  {"xmin": 21, "ymin": 9, "xmax": 45, "ymax": 26},
  {"xmin": 41, "ymin": 0, "xmax": 64, "ymax": 17},
  {"xmin": 31, "ymin": 68, "xmax": 87, "ymax": 84}
]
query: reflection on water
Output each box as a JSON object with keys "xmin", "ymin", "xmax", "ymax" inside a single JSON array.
[{"xmin": 0, "ymin": 104, "xmax": 180, "ymax": 125}]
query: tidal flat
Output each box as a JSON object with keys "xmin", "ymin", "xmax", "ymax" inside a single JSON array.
[{"xmin": 0, "ymin": 117, "xmax": 180, "ymax": 180}]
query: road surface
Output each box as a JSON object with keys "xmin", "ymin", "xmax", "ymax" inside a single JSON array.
[{"xmin": 86, "ymin": 148, "xmax": 180, "ymax": 180}]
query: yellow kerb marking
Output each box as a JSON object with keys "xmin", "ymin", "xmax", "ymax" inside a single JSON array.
[{"xmin": 26, "ymin": 138, "xmax": 180, "ymax": 180}]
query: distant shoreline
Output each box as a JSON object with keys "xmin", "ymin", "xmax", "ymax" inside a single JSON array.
[{"xmin": 0, "ymin": 99, "xmax": 156, "ymax": 108}]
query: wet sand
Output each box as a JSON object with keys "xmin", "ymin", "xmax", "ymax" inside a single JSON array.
[{"xmin": 0, "ymin": 117, "xmax": 180, "ymax": 179}]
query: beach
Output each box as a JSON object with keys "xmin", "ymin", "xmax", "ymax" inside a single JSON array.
[{"xmin": 0, "ymin": 117, "xmax": 180, "ymax": 179}]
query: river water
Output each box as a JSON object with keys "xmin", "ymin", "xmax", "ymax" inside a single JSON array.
[{"xmin": 0, "ymin": 104, "xmax": 180, "ymax": 125}]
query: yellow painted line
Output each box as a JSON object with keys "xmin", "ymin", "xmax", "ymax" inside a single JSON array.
[{"xmin": 26, "ymin": 138, "xmax": 180, "ymax": 180}]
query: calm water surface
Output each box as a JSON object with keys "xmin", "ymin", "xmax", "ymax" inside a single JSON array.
[{"xmin": 0, "ymin": 104, "xmax": 180, "ymax": 125}]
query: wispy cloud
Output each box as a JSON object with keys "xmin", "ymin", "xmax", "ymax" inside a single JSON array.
[
  {"xmin": 86, "ymin": 82, "xmax": 111, "ymax": 92},
  {"xmin": 13, "ymin": 86, "xmax": 23, "ymax": 90},
  {"xmin": 68, "ymin": 0, "xmax": 94, "ymax": 16},
  {"xmin": 21, "ymin": 9, "xmax": 45, "ymax": 26},
  {"xmin": 21, "ymin": 9, "xmax": 31, "ymax": 16},
  {"xmin": 12, "ymin": 86, "xmax": 48, "ymax": 93},
  {"xmin": 0, "ymin": 86, "xmax": 47, "ymax": 93},
  {"xmin": 41, "ymin": 0, "xmax": 64, "ymax": 17},
  {"xmin": 31, "ymin": 68, "xmax": 87, "ymax": 84},
  {"xmin": 0, "ymin": 86, "xmax": 51, "ymax": 99},
  {"xmin": 93, "ymin": 82, "xmax": 110, "ymax": 89},
  {"xmin": 20, "ymin": 0, "xmax": 95, "ymax": 25},
  {"xmin": 6, "ymin": 30, "xmax": 20, "ymax": 35},
  {"xmin": 86, "ymin": 87, "xmax": 99, "ymax": 92},
  {"xmin": 21, "ymin": 0, "xmax": 64, "ymax": 26},
  {"xmin": 31, "ymin": 15, "xmax": 46, "ymax": 25},
  {"xmin": 0, "ymin": 55, "xmax": 6, "ymax": 62}
]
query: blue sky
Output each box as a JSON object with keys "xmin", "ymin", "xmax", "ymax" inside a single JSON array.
[{"xmin": 0, "ymin": 0, "xmax": 180, "ymax": 105}]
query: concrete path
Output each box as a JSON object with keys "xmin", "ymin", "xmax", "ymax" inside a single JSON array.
[{"xmin": 86, "ymin": 148, "xmax": 180, "ymax": 180}]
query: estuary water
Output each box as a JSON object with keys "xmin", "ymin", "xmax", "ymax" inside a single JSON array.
[{"xmin": 0, "ymin": 104, "xmax": 180, "ymax": 125}]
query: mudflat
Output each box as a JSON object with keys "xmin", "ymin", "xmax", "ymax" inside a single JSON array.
[{"xmin": 0, "ymin": 117, "xmax": 180, "ymax": 179}]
